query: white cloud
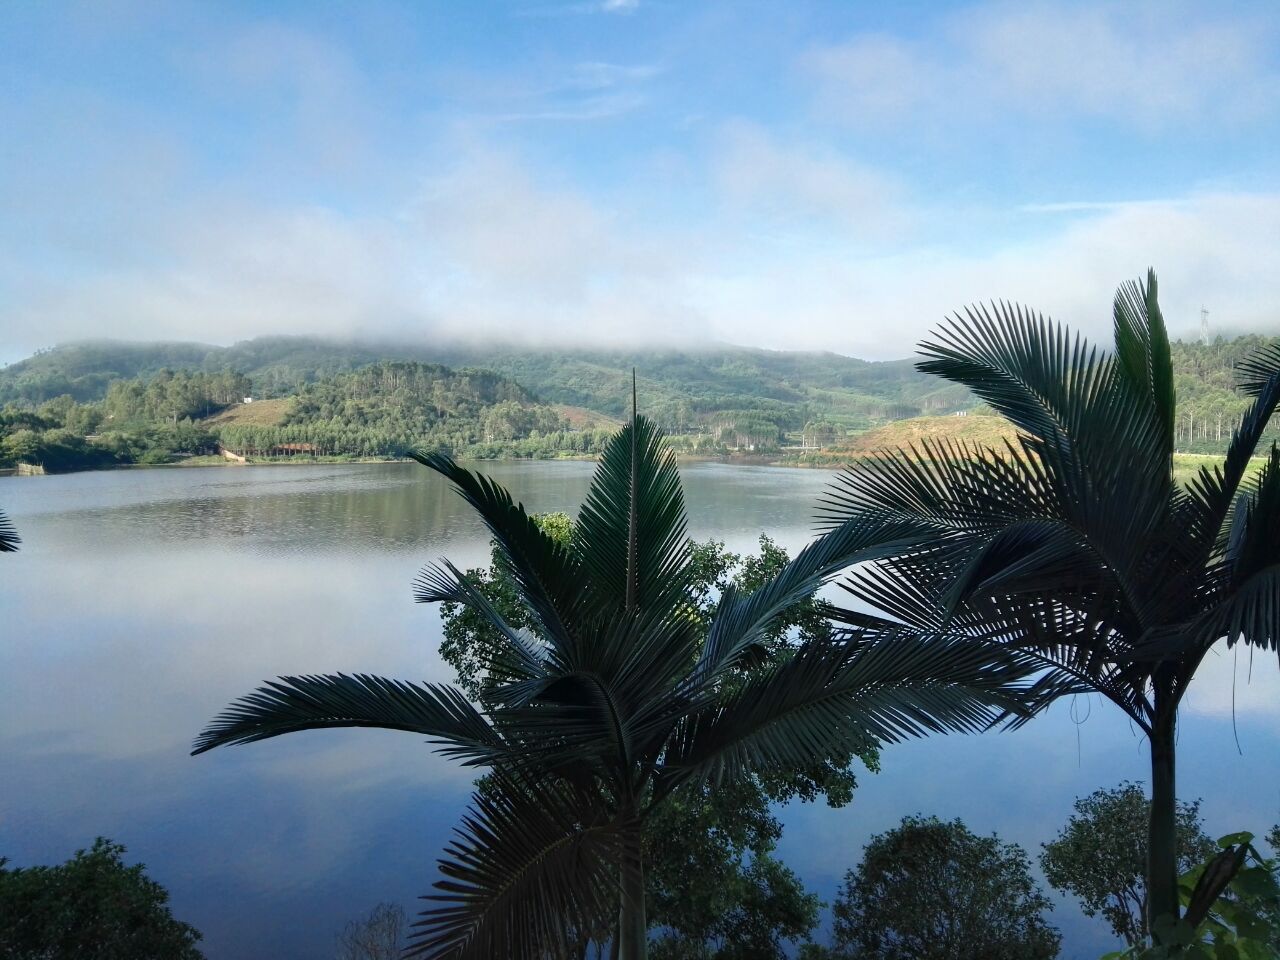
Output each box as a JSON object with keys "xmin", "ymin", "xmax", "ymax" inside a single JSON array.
[
  {"xmin": 1183, "ymin": 640, "xmax": 1280, "ymax": 720},
  {"xmin": 688, "ymin": 191, "xmax": 1280, "ymax": 357},
  {"xmin": 516, "ymin": 0, "xmax": 641, "ymax": 17},
  {"xmin": 712, "ymin": 121, "xmax": 911, "ymax": 241},
  {"xmin": 195, "ymin": 21, "xmax": 375, "ymax": 173},
  {"xmin": 804, "ymin": 2, "xmax": 1280, "ymax": 132},
  {"xmin": 4, "ymin": 128, "xmax": 1278, "ymax": 360}
]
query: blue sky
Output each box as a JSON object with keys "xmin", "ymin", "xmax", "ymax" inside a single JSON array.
[{"xmin": 2, "ymin": 0, "xmax": 1279, "ymax": 362}]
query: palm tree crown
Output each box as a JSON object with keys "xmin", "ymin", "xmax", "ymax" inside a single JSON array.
[
  {"xmin": 195, "ymin": 411, "xmax": 1054, "ymax": 959},
  {"xmin": 817, "ymin": 271, "xmax": 1280, "ymax": 943}
]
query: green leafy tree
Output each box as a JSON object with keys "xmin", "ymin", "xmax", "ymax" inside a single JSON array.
[
  {"xmin": 1041, "ymin": 782, "xmax": 1215, "ymax": 946},
  {"xmin": 0, "ymin": 838, "xmax": 204, "ymax": 959},
  {"xmin": 440, "ymin": 521, "xmax": 853, "ymax": 957},
  {"xmin": 194, "ymin": 411, "xmax": 1050, "ymax": 959},
  {"xmin": 819, "ymin": 815, "xmax": 1060, "ymax": 960},
  {"xmin": 1104, "ymin": 832, "xmax": 1280, "ymax": 960},
  {"xmin": 644, "ymin": 779, "xmax": 820, "ymax": 960},
  {"xmin": 816, "ymin": 271, "xmax": 1280, "ymax": 944}
]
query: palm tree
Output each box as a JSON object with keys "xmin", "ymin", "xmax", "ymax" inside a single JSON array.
[
  {"xmin": 0, "ymin": 508, "xmax": 19, "ymax": 553},
  {"xmin": 193, "ymin": 409, "xmax": 1055, "ymax": 959},
  {"xmin": 816, "ymin": 271, "xmax": 1280, "ymax": 946}
]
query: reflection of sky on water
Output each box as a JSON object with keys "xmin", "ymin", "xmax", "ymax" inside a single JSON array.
[{"xmin": 1, "ymin": 462, "xmax": 1276, "ymax": 960}]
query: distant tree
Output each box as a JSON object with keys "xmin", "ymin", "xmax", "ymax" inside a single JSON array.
[
  {"xmin": 0, "ymin": 837, "xmax": 203, "ymax": 959},
  {"xmin": 1040, "ymin": 782, "xmax": 1215, "ymax": 946},
  {"xmin": 336, "ymin": 902, "xmax": 405, "ymax": 960},
  {"xmin": 1270, "ymin": 824, "xmax": 1280, "ymax": 855},
  {"xmin": 824, "ymin": 815, "xmax": 1061, "ymax": 960}
]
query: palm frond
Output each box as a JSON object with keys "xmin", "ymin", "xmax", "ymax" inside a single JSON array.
[
  {"xmin": 411, "ymin": 452, "xmax": 584, "ymax": 653},
  {"xmin": 1234, "ymin": 340, "xmax": 1280, "ymax": 397},
  {"xmin": 817, "ymin": 438, "xmax": 1062, "ymax": 534},
  {"xmin": 833, "ymin": 558, "xmax": 1154, "ymax": 727},
  {"xmin": 1225, "ymin": 445, "xmax": 1280, "ymax": 585},
  {"xmin": 0, "ymin": 509, "xmax": 19, "ymax": 553},
  {"xmin": 1190, "ymin": 564, "xmax": 1280, "ymax": 656},
  {"xmin": 573, "ymin": 414, "xmax": 692, "ymax": 616},
  {"xmin": 413, "ymin": 559, "xmax": 551, "ymax": 686},
  {"xmin": 411, "ymin": 773, "xmax": 623, "ymax": 960},
  {"xmin": 1182, "ymin": 369, "xmax": 1280, "ymax": 556},
  {"xmin": 191, "ymin": 674, "xmax": 506, "ymax": 763},
  {"xmin": 915, "ymin": 297, "xmax": 1172, "ymax": 561},
  {"xmin": 665, "ymin": 633, "xmax": 1066, "ymax": 792},
  {"xmin": 916, "ymin": 301, "xmax": 1111, "ymax": 456},
  {"xmin": 939, "ymin": 518, "xmax": 1130, "ymax": 620},
  {"xmin": 693, "ymin": 510, "xmax": 933, "ymax": 687},
  {"xmin": 1112, "ymin": 269, "xmax": 1175, "ymax": 445}
]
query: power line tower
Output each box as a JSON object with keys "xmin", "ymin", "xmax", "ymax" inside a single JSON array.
[{"xmin": 1200, "ymin": 306, "xmax": 1210, "ymax": 346}]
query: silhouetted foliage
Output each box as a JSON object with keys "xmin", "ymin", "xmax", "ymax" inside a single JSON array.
[
  {"xmin": 0, "ymin": 838, "xmax": 203, "ymax": 960},
  {"xmin": 441, "ymin": 518, "xmax": 857, "ymax": 956},
  {"xmin": 816, "ymin": 272, "xmax": 1280, "ymax": 942},
  {"xmin": 195, "ymin": 413, "xmax": 1049, "ymax": 960},
  {"xmin": 820, "ymin": 816, "xmax": 1061, "ymax": 960},
  {"xmin": 1041, "ymin": 782, "xmax": 1215, "ymax": 946}
]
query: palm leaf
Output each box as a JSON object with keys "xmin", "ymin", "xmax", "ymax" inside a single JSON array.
[
  {"xmin": 818, "ymin": 438, "xmax": 1062, "ymax": 533},
  {"xmin": 411, "ymin": 452, "xmax": 584, "ymax": 655},
  {"xmin": 411, "ymin": 773, "xmax": 623, "ymax": 960},
  {"xmin": 666, "ymin": 634, "xmax": 1062, "ymax": 793},
  {"xmin": 1182, "ymin": 366, "xmax": 1280, "ymax": 557},
  {"xmin": 1225, "ymin": 445, "xmax": 1280, "ymax": 585},
  {"xmin": 915, "ymin": 300, "xmax": 1172, "ymax": 564},
  {"xmin": 1234, "ymin": 340, "xmax": 1280, "ymax": 397},
  {"xmin": 574, "ymin": 413, "xmax": 691, "ymax": 616},
  {"xmin": 692, "ymin": 510, "xmax": 933, "ymax": 687},
  {"xmin": 1189, "ymin": 564, "xmax": 1280, "ymax": 656},
  {"xmin": 0, "ymin": 509, "xmax": 19, "ymax": 553},
  {"xmin": 191, "ymin": 674, "xmax": 507, "ymax": 763},
  {"xmin": 413, "ymin": 559, "xmax": 551, "ymax": 688},
  {"xmin": 1112, "ymin": 269, "xmax": 1175, "ymax": 445}
]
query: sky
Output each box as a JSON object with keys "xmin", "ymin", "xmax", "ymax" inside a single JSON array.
[{"xmin": 2, "ymin": 0, "xmax": 1279, "ymax": 364}]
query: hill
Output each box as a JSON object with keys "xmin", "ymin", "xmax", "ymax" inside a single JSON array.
[
  {"xmin": 3, "ymin": 332, "xmax": 1278, "ymax": 467},
  {"xmin": 1, "ymin": 359, "xmax": 585, "ymax": 471},
  {"xmin": 843, "ymin": 414, "xmax": 1020, "ymax": 452},
  {"xmin": 0, "ymin": 336, "xmax": 964, "ymax": 435}
]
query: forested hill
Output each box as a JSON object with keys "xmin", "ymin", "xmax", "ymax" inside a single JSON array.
[
  {"xmin": 0, "ymin": 359, "xmax": 583, "ymax": 471},
  {"xmin": 216, "ymin": 361, "xmax": 571, "ymax": 459},
  {"xmin": 0, "ymin": 336, "xmax": 962, "ymax": 431},
  {"xmin": 3, "ymin": 332, "xmax": 1278, "ymax": 461}
]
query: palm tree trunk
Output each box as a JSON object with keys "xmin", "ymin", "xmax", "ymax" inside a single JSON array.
[
  {"xmin": 1147, "ymin": 695, "xmax": 1180, "ymax": 944},
  {"xmin": 617, "ymin": 827, "xmax": 646, "ymax": 960}
]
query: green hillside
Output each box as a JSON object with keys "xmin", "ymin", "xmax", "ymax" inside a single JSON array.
[
  {"xmin": 0, "ymin": 336, "xmax": 963, "ymax": 434},
  {"xmin": 2, "ymin": 332, "xmax": 1277, "ymax": 473},
  {"xmin": 0, "ymin": 359, "xmax": 592, "ymax": 471}
]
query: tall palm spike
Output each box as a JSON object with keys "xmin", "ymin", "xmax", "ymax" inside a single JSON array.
[
  {"xmin": 194, "ymin": 413, "xmax": 1059, "ymax": 959},
  {"xmin": 817, "ymin": 270, "xmax": 1280, "ymax": 946},
  {"xmin": 627, "ymin": 368, "xmax": 638, "ymax": 612}
]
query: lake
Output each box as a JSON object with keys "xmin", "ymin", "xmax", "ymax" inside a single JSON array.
[{"xmin": 2, "ymin": 461, "xmax": 1277, "ymax": 959}]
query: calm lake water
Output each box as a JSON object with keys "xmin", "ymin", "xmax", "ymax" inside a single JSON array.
[{"xmin": 2, "ymin": 461, "xmax": 1277, "ymax": 959}]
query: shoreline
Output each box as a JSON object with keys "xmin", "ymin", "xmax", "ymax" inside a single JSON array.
[
  {"xmin": 0, "ymin": 450, "xmax": 816, "ymax": 478},
  {"xmin": 0, "ymin": 449, "xmax": 1242, "ymax": 480}
]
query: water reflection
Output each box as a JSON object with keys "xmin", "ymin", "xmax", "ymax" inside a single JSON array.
[{"xmin": 1, "ymin": 462, "xmax": 1276, "ymax": 960}]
